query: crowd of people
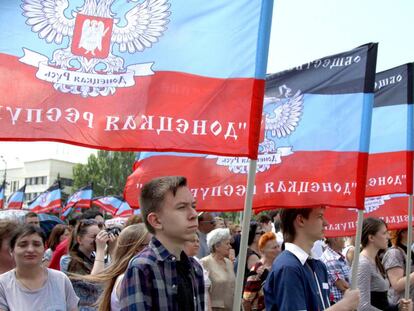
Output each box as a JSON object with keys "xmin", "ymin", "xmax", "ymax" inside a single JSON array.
[{"xmin": 0, "ymin": 176, "xmax": 413, "ymax": 310}]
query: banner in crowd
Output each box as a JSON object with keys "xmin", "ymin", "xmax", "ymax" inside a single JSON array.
[
  {"xmin": 365, "ymin": 64, "xmax": 413, "ymax": 197},
  {"xmin": 0, "ymin": 181, "xmax": 4, "ymax": 209},
  {"xmin": 7, "ymin": 185, "xmax": 26, "ymax": 209},
  {"xmin": 62, "ymin": 185, "xmax": 93, "ymax": 214},
  {"xmin": 115, "ymin": 199, "xmax": 139, "ymax": 217},
  {"xmin": 125, "ymin": 44, "xmax": 378, "ymax": 211},
  {"xmin": 0, "ymin": 0, "xmax": 274, "ymax": 159},
  {"xmin": 324, "ymin": 195, "xmax": 412, "ymax": 237},
  {"xmin": 27, "ymin": 183, "xmax": 62, "ymax": 213},
  {"xmin": 92, "ymin": 196, "xmax": 125, "ymax": 215},
  {"xmin": 92, "ymin": 196, "xmax": 138, "ymax": 217}
]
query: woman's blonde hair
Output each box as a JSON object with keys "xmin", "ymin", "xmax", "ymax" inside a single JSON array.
[{"xmin": 74, "ymin": 223, "xmax": 149, "ymax": 311}]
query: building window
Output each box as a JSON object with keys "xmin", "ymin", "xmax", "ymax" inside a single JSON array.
[
  {"xmin": 60, "ymin": 178, "xmax": 73, "ymax": 187},
  {"xmin": 25, "ymin": 176, "xmax": 47, "ymax": 186},
  {"xmin": 11, "ymin": 181, "xmax": 19, "ymax": 192}
]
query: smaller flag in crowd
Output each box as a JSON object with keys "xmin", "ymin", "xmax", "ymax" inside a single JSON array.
[
  {"xmin": 92, "ymin": 196, "xmax": 133, "ymax": 216},
  {"xmin": 0, "ymin": 181, "xmax": 5, "ymax": 209},
  {"xmin": 7, "ymin": 184, "xmax": 26, "ymax": 209},
  {"xmin": 27, "ymin": 182, "xmax": 61, "ymax": 213},
  {"xmin": 115, "ymin": 199, "xmax": 138, "ymax": 217},
  {"xmin": 60, "ymin": 205, "xmax": 74, "ymax": 220},
  {"xmin": 61, "ymin": 185, "xmax": 93, "ymax": 215}
]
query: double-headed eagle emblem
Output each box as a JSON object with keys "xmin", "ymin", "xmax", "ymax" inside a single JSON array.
[
  {"xmin": 21, "ymin": 0, "xmax": 170, "ymax": 97},
  {"xmin": 213, "ymin": 85, "xmax": 304, "ymax": 174},
  {"xmin": 260, "ymin": 85, "xmax": 304, "ymax": 155}
]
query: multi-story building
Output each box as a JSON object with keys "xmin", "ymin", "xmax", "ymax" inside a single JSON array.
[{"xmin": 3, "ymin": 159, "xmax": 76, "ymax": 205}]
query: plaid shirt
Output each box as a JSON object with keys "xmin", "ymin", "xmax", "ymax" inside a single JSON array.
[
  {"xmin": 120, "ymin": 236, "xmax": 205, "ymax": 311},
  {"xmin": 320, "ymin": 246, "xmax": 350, "ymax": 302}
]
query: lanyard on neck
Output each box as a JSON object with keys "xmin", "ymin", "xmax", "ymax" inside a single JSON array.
[{"xmin": 306, "ymin": 260, "xmax": 331, "ymax": 310}]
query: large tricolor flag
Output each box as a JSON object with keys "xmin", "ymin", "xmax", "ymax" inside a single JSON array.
[
  {"xmin": 0, "ymin": 181, "xmax": 5, "ymax": 209},
  {"xmin": 0, "ymin": 0, "xmax": 274, "ymax": 159},
  {"xmin": 7, "ymin": 185, "xmax": 26, "ymax": 209},
  {"xmin": 62, "ymin": 185, "xmax": 93, "ymax": 215},
  {"xmin": 125, "ymin": 44, "xmax": 378, "ymax": 211},
  {"xmin": 365, "ymin": 64, "xmax": 413, "ymax": 196},
  {"xmin": 27, "ymin": 182, "xmax": 61, "ymax": 213}
]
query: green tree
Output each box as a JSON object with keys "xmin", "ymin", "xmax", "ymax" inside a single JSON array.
[{"xmin": 72, "ymin": 151, "xmax": 136, "ymax": 197}]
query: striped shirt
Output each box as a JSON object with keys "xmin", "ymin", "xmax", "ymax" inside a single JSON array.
[{"xmin": 120, "ymin": 236, "xmax": 205, "ymax": 311}]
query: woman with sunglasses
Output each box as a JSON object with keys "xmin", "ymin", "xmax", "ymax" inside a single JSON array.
[
  {"xmin": 0, "ymin": 225, "xmax": 79, "ymax": 311},
  {"xmin": 73, "ymin": 224, "xmax": 150, "ymax": 311},
  {"xmin": 239, "ymin": 222, "xmax": 263, "ymax": 286},
  {"xmin": 61, "ymin": 219, "xmax": 115, "ymax": 276},
  {"xmin": 61, "ymin": 219, "xmax": 116, "ymax": 310}
]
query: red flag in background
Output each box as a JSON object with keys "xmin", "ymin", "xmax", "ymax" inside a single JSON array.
[{"xmin": 324, "ymin": 195, "xmax": 412, "ymax": 237}]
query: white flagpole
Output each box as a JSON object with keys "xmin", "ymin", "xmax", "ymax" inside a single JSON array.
[
  {"xmin": 351, "ymin": 209, "xmax": 364, "ymax": 289},
  {"xmin": 405, "ymin": 195, "xmax": 413, "ymax": 298},
  {"xmin": 232, "ymin": 159, "xmax": 257, "ymax": 311}
]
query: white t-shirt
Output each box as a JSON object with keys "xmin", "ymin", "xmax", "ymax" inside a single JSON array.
[
  {"xmin": 310, "ymin": 239, "xmax": 326, "ymax": 259},
  {"xmin": 110, "ymin": 274, "xmax": 123, "ymax": 311},
  {"xmin": 0, "ymin": 268, "xmax": 79, "ymax": 311}
]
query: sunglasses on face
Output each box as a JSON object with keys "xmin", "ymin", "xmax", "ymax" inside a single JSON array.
[
  {"xmin": 255, "ymin": 231, "xmax": 265, "ymax": 235},
  {"xmin": 199, "ymin": 220, "xmax": 216, "ymax": 225},
  {"xmin": 80, "ymin": 219, "xmax": 104, "ymax": 229}
]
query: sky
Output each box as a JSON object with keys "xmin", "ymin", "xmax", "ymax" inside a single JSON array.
[{"xmin": 1, "ymin": 0, "xmax": 413, "ymax": 169}]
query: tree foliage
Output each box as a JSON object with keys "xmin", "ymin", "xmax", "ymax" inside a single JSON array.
[{"xmin": 72, "ymin": 151, "xmax": 136, "ymax": 197}]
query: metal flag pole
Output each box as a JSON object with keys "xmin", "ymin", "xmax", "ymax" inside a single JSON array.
[
  {"xmin": 233, "ymin": 159, "xmax": 257, "ymax": 311},
  {"xmin": 405, "ymin": 195, "xmax": 413, "ymax": 298},
  {"xmin": 351, "ymin": 209, "xmax": 364, "ymax": 289}
]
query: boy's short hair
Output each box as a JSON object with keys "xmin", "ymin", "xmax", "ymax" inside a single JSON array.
[
  {"xmin": 140, "ymin": 176, "xmax": 187, "ymax": 234},
  {"xmin": 280, "ymin": 208, "xmax": 312, "ymax": 243},
  {"xmin": 258, "ymin": 214, "xmax": 271, "ymax": 224},
  {"xmin": 24, "ymin": 212, "xmax": 38, "ymax": 219},
  {"xmin": 81, "ymin": 209, "xmax": 103, "ymax": 220}
]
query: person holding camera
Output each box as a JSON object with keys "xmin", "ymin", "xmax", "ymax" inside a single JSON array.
[
  {"xmin": 60, "ymin": 219, "xmax": 118, "ymax": 310},
  {"xmin": 60, "ymin": 219, "xmax": 117, "ymax": 276}
]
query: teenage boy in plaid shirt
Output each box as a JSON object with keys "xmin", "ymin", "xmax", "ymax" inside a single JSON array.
[
  {"xmin": 320, "ymin": 237, "xmax": 351, "ymax": 304},
  {"xmin": 120, "ymin": 176, "xmax": 205, "ymax": 311}
]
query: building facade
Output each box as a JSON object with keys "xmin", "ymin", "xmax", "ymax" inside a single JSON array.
[{"xmin": 4, "ymin": 159, "xmax": 75, "ymax": 205}]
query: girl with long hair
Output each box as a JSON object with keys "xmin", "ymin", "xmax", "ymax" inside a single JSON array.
[
  {"xmin": 76, "ymin": 223, "xmax": 150, "ymax": 311},
  {"xmin": 43, "ymin": 224, "xmax": 70, "ymax": 267},
  {"xmin": 356, "ymin": 217, "xmax": 411, "ymax": 311}
]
